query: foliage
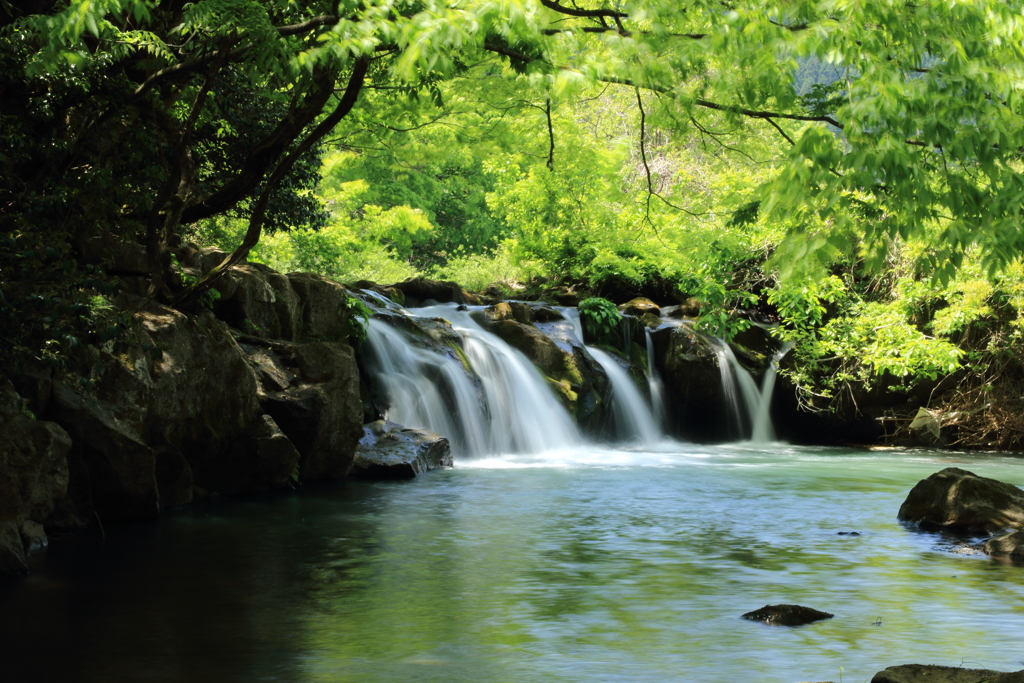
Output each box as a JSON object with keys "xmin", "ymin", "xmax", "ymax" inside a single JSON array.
[
  {"xmin": 578, "ymin": 298, "xmax": 621, "ymax": 344},
  {"xmin": 341, "ymin": 296, "xmax": 372, "ymax": 344}
]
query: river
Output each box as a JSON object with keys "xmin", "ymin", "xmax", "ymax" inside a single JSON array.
[{"xmin": 3, "ymin": 443, "xmax": 1024, "ymax": 682}]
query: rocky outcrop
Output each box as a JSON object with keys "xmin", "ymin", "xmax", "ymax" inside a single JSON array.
[
  {"xmin": 262, "ymin": 342, "xmax": 363, "ymax": 481},
  {"xmin": 741, "ymin": 604, "xmax": 833, "ymax": 626},
  {"xmin": 350, "ymin": 420, "xmax": 452, "ymax": 479},
  {"xmin": 653, "ymin": 323, "xmax": 729, "ymax": 441},
  {"xmin": 897, "ymin": 468, "xmax": 1024, "ymax": 534},
  {"xmin": 391, "ymin": 277, "xmax": 480, "ymax": 307},
  {"xmin": 871, "ymin": 664, "xmax": 1023, "ymax": 683},
  {"xmin": 983, "ymin": 529, "xmax": 1024, "ymax": 562},
  {"xmin": 0, "ymin": 379, "xmax": 71, "ymax": 576}
]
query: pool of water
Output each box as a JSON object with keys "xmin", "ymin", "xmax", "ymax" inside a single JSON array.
[{"xmin": 3, "ymin": 444, "xmax": 1024, "ymax": 682}]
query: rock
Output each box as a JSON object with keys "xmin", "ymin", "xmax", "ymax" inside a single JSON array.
[
  {"xmin": 678, "ymin": 297, "xmax": 704, "ymax": 317},
  {"xmin": 656, "ymin": 324, "xmax": 729, "ymax": 441},
  {"xmin": 488, "ymin": 320, "xmax": 584, "ymax": 389},
  {"xmin": 287, "ymin": 272, "xmax": 361, "ymax": 342},
  {"xmin": 213, "ymin": 263, "xmax": 287, "ymax": 339},
  {"xmin": 0, "ymin": 522, "xmax": 26, "ymax": 578},
  {"xmin": 352, "ymin": 280, "xmax": 405, "ymax": 307},
  {"xmin": 49, "ymin": 382, "xmax": 159, "ymax": 523},
  {"xmin": 474, "ymin": 302, "xmax": 514, "ymax": 325},
  {"xmin": 533, "ymin": 306, "xmax": 565, "ymax": 323},
  {"xmin": 897, "ymin": 467, "xmax": 1024, "ymax": 534},
  {"xmin": 619, "ymin": 297, "xmax": 660, "ymax": 317},
  {"xmin": 0, "ymin": 379, "xmax": 71, "ymax": 576},
  {"xmin": 202, "ymin": 415, "xmax": 302, "ymax": 494},
  {"xmin": 350, "ymin": 420, "xmax": 452, "ymax": 479},
  {"xmin": 984, "ymin": 529, "xmax": 1024, "ymax": 561},
  {"xmin": 741, "ymin": 604, "xmax": 834, "ymax": 626},
  {"xmin": 637, "ymin": 311, "xmax": 662, "ymax": 328},
  {"xmin": 870, "ymin": 664, "xmax": 1011, "ymax": 683},
  {"xmin": 390, "ymin": 277, "xmax": 480, "ymax": 307},
  {"xmin": 263, "ymin": 342, "xmax": 363, "ymax": 481}
]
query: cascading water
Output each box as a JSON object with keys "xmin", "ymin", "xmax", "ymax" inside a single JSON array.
[
  {"xmin": 362, "ymin": 306, "xmax": 580, "ymax": 456},
  {"xmin": 644, "ymin": 328, "xmax": 666, "ymax": 429},
  {"xmin": 559, "ymin": 308, "xmax": 663, "ymax": 443},
  {"xmin": 709, "ymin": 337, "xmax": 793, "ymax": 443}
]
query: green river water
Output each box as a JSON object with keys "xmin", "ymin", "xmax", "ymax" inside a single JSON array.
[{"xmin": 2, "ymin": 443, "xmax": 1023, "ymax": 682}]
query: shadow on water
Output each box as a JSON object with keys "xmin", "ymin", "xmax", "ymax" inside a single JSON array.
[{"xmin": 3, "ymin": 446, "xmax": 1024, "ymax": 683}]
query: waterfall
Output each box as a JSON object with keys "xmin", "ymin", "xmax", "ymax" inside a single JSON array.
[
  {"xmin": 587, "ymin": 347, "xmax": 661, "ymax": 444},
  {"xmin": 644, "ymin": 328, "xmax": 666, "ymax": 429},
  {"xmin": 559, "ymin": 308, "xmax": 662, "ymax": 444},
  {"xmin": 363, "ymin": 307, "xmax": 580, "ymax": 457},
  {"xmin": 709, "ymin": 338, "xmax": 791, "ymax": 443}
]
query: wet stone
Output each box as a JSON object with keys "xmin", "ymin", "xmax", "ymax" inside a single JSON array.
[{"xmin": 741, "ymin": 604, "xmax": 834, "ymax": 626}]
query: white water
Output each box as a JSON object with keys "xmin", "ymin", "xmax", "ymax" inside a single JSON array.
[
  {"xmin": 588, "ymin": 347, "xmax": 661, "ymax": 444},
  {"xmin": 710, "ymin": 338, "xmax": 784, "ymax": 443},
  {"xmin": 364, "ymin": 307, "xmax": 579, "ymax": 456},
  {"xmin": 644, "ymin": 328, "xmax": 666, "ymax": 429}
]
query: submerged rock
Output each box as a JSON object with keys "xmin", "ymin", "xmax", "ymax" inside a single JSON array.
[
  {"xmin": 897, "ymin": 467, "xmax": 1024, "ymax": 534},
  {"xmin": 870, "ymin": 664, "xmax": 1016, "ymax": 683},
  {"xmin": 984, "ymin": 529, "xmax": 1024, "ymax": 562},
  {"xmin": 741, "ymin": 604, "xmax": 834, "ymax": 626},
  {"xmin": 350, "ymin": 420, "xmax": 451, "ymax": 479}
]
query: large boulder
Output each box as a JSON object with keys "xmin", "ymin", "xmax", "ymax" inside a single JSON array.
[
  {"xmin": 983, "ymin": 529, "xmax": 1024, "ymax": 562},
  {"xmin": 0, "ymin": 379, "xmax": 71, "ymax": 577},
  {"xmin": 263, "ymin": 342, "xmax": 363, "ymax": 481},
  {"xmin": 654, "ymin": 323, "xmax": 730, "ymax": 441},
  {"xmin": 350, "ymin": 420, "xmax": 452, "ymax": 479},
  {"xmin": 287, "ymin": 272, "xmax": 356, "ymax": 342},
  {"xmin": 42, "ymin": 301, "xmax": 294, "ymax": 517},
  {"xmin": 48, "ymin": 382, "xmax": 160, "ymax": 523},
  {"xmin": 897, "ymin": 468, "xmax": 1024, "ymax": 534}
]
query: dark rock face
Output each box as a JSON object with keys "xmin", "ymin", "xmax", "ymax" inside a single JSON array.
[
  {"xmin": 287, "ymin": 272, "xmax": 356, "ymax": 342},
  {"xmin": 871, "ymin": 664, "xmax": 1017, "ymax": 683},
  {"xmin": 0, "ymin": 379, "xmax": 71, "ymax": 576},
  {"xmin": 654, "ymin": 324, "xmax": 728, "ymax": 442},
  {"xmin": 391, "ymin": 277, "xmax": 480, "ymax": 307},
  {"xmin": 984, "ymin": 529, "xmax": 1024, "ymax": 562},
  {"xmin": 741, "ymin": 604, "xmax": 834, "ymax": 626},
  {"xmin": 897, "ymin": 467, "xmax": 1024, "ymax": 534},
  {"xmin": 263, "ymin": 342, "xmax": 363, "ymax": 481},
  {"xmin": 350, "ymin": 420, "xmax": 452, "ymax": 479}
]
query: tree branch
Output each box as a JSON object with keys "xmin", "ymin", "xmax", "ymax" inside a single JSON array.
[
  {"xmin": 538, "ymin": 0, "xmax": 627, "ymax": 19},
  {"xmin": 175, "ymin": 57, "xmax": 371, "ymax": 305}
]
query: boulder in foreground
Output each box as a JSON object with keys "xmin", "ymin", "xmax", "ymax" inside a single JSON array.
[
  {"xmin": 350, "ymin": 420, "xmax": 452, "ymax": 479},
  {"xmin": 897, "ymin": 467, "xmax": 1024, "ymax": 534},
  {"xmin": 741, "ymin": 604, "xmax": 833, "ymax": 626},
  {"xmin": 983, "ymin": 529, "xmax": 1024, "ymax": 562},
  {"xmin": 871, "ymin": 664, "xmax": 1022, "ymax": 683}
]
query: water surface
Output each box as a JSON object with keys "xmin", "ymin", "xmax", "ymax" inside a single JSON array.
[{"xmin": 4, "ymin": 444, "xmax": 1024, "ymax": 683}]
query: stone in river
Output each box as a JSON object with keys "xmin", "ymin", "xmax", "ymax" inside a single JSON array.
[
  {"xmin": 741, "ymin": 604, "xmax": 833, "ymax": 626},
  {"xmin": 350, "ymin": 420, "xmax": 452, "ymax": 480},
  {"xmin": 897, "ymin": 467, "xmax": 1024, "ymax": 535},
  {"xmin": 870, "ymin": 664, "xmax": 1017, "ymax": 683}
]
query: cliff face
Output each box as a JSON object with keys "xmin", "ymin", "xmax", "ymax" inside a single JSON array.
[{"xmin": 0, "ymin": 250, "xmax": 366, "ymax": 576}]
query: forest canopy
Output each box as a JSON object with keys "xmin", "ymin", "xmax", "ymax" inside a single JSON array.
[{"xmin": 5, "ymin": 0, "xmax": 1024, "ymax": 444}]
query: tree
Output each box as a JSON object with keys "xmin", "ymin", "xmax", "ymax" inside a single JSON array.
[{"xmin": 4, "ymin": 0, "xmax": 1024, "ymax": 368}]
